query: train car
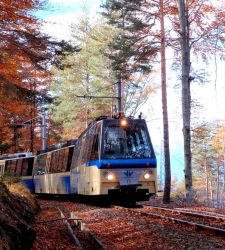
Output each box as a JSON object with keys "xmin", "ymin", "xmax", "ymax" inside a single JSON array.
[
  {"xmin": 0, "ymin": 153, "xmax": 35, "ymax": 192},
  {"xmin": 33, "ymin": 142, "xmax": 75, "ymax": 194},
  {"xmin": 70, "ymin": 115, "xmax": 157, "ymax": 201},
  {"xmin": 0, "ymin": 115, "xmax": 157, "ymax": 202}
]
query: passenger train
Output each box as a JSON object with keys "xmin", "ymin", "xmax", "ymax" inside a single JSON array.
[{"xmin": 0, "ymin": 115, "xmax": 157, "ymax": 202}]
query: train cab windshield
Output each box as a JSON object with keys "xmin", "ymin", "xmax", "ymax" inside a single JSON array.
[{"xmin": 102, "ymin": 119, "xmax": 153, "ymax": 159}]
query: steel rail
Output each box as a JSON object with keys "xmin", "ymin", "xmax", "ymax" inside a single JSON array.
[
  {"xmin": 137, "ymin": 203, "xmax": 225, "ymax": 221},
  {"xmin": 41, "ymin": 205, "xmax": 83, "ymax": 250},
  {"xmin": 58, "ymin": 208, "xmax": 84, "ymax": 250},
  {"xmin": 174, "ymin": 207, "xmax": 225, "ymax": 219},
  {"xmin": 138, "ymin": 210, "xmax": 225, "ymax": 235},
  {"xmin": 34, "ymin": 217, "xmax": 82, "ymax": 224},
  {"xmin": 40, "ymin": 205, "xmax": 107, "ymax": 250},
  {"xmin": 70, "ymin": 211, "xmax": 107, "ymax": 250},
  {"xmin": 114, "ymin": 205, "xmax": 225, "ymax": 235}
]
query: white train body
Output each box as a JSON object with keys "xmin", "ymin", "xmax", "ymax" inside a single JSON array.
[
  {"xmin": 1, "ymin": 116, "xmax": 157, "ymax": 202},
  {"xmin": 69, "ymin": 116, "xmax": 157, "ymax": 200}
]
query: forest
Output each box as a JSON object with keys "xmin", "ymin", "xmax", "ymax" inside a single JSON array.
[{"xmin": 0, "ymin": 0, "xmax": 225, "ymax": 205}]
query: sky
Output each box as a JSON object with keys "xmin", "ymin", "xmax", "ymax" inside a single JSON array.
[
  {"xmin": 37, "ymin": 0, "xmax": 102, "ymax": 40},
  {"xmin": 38, "ymin": 0, "xmax": 225, "ymax": 183}
]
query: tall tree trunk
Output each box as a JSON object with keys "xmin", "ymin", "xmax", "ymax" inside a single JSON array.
[
  {"xmin": 216, "ymin": 163, "xmax": 220, "ymax": 208},
  {"xmin": 177, "ymin": 0, "xmax": 192, "ymax": 203},
  {"xmin": 160, "ymin": 0, "xmax": 171, "ymax": 204},
  {"xmin": 209, "ymin": 173, "xmax": 213, "ymax": 205},
  {"xmin": 85, "ymin": 73, "xmax": 90, "ymax": 128},
  {"xmin": 222, "ymin": 145, "xmax": 225, "ymax": 208},
  {"xmin": 30, "ymin": 84, "xmax": 36, "ymax": 152},
  {"xmin": 219, "ymin": 158, "xmax": 225, "ymax": 206},
  {"xmin": 204, "ymin": 157, "xmax": 209, "ymax": 204},
  {"xmin": 30, "ymin": 120, "xmax": 34, "ymax": 152},
  {"xmin": 13, "ymin": 125, "xmax": 19, "ymax": 152},
  {"xmin": 118, "ymin": 78, "xmax": 122, "ymax": 113}
]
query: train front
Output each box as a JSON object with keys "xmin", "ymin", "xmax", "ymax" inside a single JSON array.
[{"xmin": 99, "ymin": 116, "xmax": 157, "ymax": 202}]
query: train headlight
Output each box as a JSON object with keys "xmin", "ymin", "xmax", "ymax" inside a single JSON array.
[
  {"xmin": 144, "ymin": 172, "xmax": 150, "ymax": 180},
  {"xmin": 106, "ymin": 173, "xmax": 114, "ymax": 181},
  {"xmin": 120, "ymin": 118, "xmax": 128, "ymax": 127}
]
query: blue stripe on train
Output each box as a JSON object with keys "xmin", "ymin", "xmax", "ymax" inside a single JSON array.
[
  {"xmin": 21, "ymin": 178, "xmax": 35, "ymax": 193},
  {"xmin": 87, "ymin": 158, "xmax": 157, "ymax": 169},
  {"xmin": 61, "ymin": 175, "xmax": 71, "ymax": 193}
]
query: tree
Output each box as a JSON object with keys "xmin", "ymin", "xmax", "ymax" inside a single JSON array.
[
  {"xmin": 211, "ymin": 124, "xmax": 225, "ymax": 208},
  {"xmin": 102, "ymin": 0, "xmax": 225, "ymax": 204},
  {"xmin": 123, "ymin": 76, "xmax": 155, "ymax": 117},
  {"xmin": 50, "ymin": 17, "xmax": 116, "ymax": 138},
  {"xmin": 159, "ymin": 0, "xmax": 171, "ymax": 203},
  {"xmin": 0, "ymin": 0, "xmax": 68, "ymax": 153},
  {"xmin": 192, "ymin": 123, "xmax": 215, "ymax": 204},
  {"xmin": 176, "ymin": 0, "xmax": 225, "ymax": 203},
  {"xmin": 0, "ymin": 0, "xmax": 51, "ymax": 86},
  {"xmin": 102, "ymin": 0, "xmax": 172, "ymax": 203},
  {"xmin": 192, "ymin": 122, "xmax": 225, "ymax": 208},
  {"xmin": 177, "ymin": 0, "xmax": 192, "ymax": 203},
  {"xmin": 102, "ymin": 0, "xmax": 159, "ymax": 78}
]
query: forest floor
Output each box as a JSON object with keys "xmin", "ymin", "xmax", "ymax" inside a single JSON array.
[
  {"xmin": 32, "ymin": 197, "xmax": 225, "ymax": 250},
  {"xmin": 1, "ymin": 187, "xmax": 225, "ymax": 250}
]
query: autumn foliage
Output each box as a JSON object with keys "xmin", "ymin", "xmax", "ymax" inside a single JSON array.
[{"xmin": 0, "ymin": 0, "xmax": 58, "ymax": 153}]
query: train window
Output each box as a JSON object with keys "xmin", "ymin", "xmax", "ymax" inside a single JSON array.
[
  {"xmin": 67, "ymin": 147, "xmax": 74, "ymax": 171},
  {"xmin": 61, "ymin": 149, "xmax": 68, "ymax": 171},
  {"xmin": 34, "ymin": 154, "xmax": 47, "ymax": 175},
  {"xmin": 50, "ymin": 151, "xmax": 57, "ymax": 173},
  {"xmin": 27, "ymin": 158, "xmax": 34, "ymax": 176},
  {"xmin": 5, "ymin": 160, "xmax": 17, "ymax": 176},
  {"xmin": 70, "ymin": 123, "xmax": 100, "ymax": 168},
  {"xmin": 15, "ymin": 159, "xmax": 23, "ymax": 176},
  {"xmin": 79, "ymin": 123, "xmax": 101, "ymax": 164},
  {"xmin": 49, "ymin": 152, "xmax": 55, "ymax": 173},
  {"xmin": 59, "ymin": 149, "xmax": 68, "ymax": 172},
  {"xmin": 102, "ymin": 121, "xmax": 151, "ymax": 159},
  {"xmin": 21, "ymin": 159, "xmax": 28, "ymax": 176},
  {"xmin": 0, "ymin": 162, "xmax": 5, "ymax": 177},
  {"xmin": 49, "ymin": 148, "xmax": 70, "ymax": 173},
  {"xmin": 56, "ymin": 150, "xmax": 62, "ymax": 172},
  {"xmin": 91, "ymin": 135, "xmax": 99, "ymax": 160},
  {"xmin": 80, "ymin": 136, "xmax": 88, "ymax": 165},
  {"xmin": 50, "ymin": 151, "xmax": 60, "ymax": 173},
  {"xmin": 20, "ymin": 158, "xmax": 33, "ymax": 176},
  {"xmin": 90, "ymin": 124, "xmax": 100, "ymax": 160},
  {"xmin": 71, "ymin": 142, "xmax": 80, "ymax": 169},
  {"xmin": 2, "ymin": 157, "xmax": 34, "ymax": 177}
]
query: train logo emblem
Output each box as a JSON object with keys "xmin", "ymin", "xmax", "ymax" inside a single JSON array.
[{"xmin": 124, "ymin": 170, "xmax": 133, "ymax": 177}]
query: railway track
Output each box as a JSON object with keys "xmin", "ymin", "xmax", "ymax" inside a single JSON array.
[
  {"xmin": 32, "ymin": 199, "xmax": 225, "ymax": 249},
  {"xmin": 174, "ymin": 207, "xmax": 225, "ymax": 218},
  {"xmin": 137, "ymin": 203, "xmax": 225, "ymax": 220},
  {"xmin": 133, "ymin": 204, "xmax": 225, "ymax": 235},
  {"xmin": 32, "ymin": 204, "xmax": 106, "ymax": 250}
]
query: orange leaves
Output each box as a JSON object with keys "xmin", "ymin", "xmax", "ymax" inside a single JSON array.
[
  {"xmin": 167, "ymin": 6, "xmax": 178, "ymax": 15},
  {"xmin": 0, "ymin": 0, "xmax": 50, "ymax": 88},
  {"xmin": 212, "ymin": 125, "xmax": 225, "ymax": 153},
  {"xmin": 0, "ymin": 0, "xmax": 54, "ymax": 153}
]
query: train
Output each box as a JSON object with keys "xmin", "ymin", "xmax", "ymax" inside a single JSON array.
[{"xmin": 0, "ymin": 114, "xmax": 157, "ymax": 202}]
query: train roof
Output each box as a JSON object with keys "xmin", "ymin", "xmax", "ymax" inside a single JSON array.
[
  {"xmin": 87, "ymin": 114, "xmax": 145, "ymax": 127},
  {"xmin": 0, "ymin": 152, "xmax": 35, "ymax": 160},
  {"xmin": 78, "ymin": 114, "xmax": 145, "ymax": 139},
  {"xmin": 37, "ymin": 139, "xmax": 77, "ymax": 155}
]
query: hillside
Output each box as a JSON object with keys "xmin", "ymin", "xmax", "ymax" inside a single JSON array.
[{"xmin": 0, "ymin": 182, "xmax": 39, "ymax": 250}]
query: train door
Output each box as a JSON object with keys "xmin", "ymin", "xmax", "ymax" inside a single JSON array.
[{"xmin": 0, "ymin": 160, "xmax": 5, "ymax": 177}]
